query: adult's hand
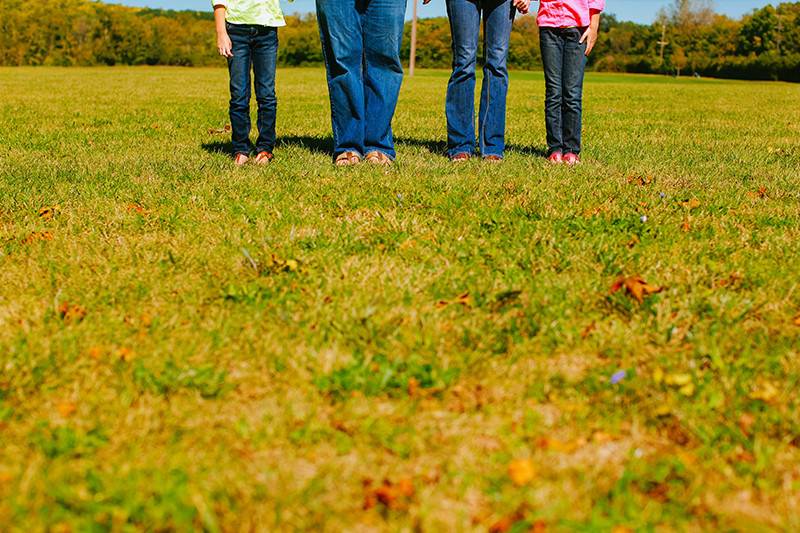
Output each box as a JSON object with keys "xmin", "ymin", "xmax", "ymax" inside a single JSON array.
[{"xmin": 513, "ymin": 0, "xmax": 531, "ymax": 15}]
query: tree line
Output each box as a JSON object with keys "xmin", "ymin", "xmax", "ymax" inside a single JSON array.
[{"xmin": 1, "ymin": 0, "xmax": 798, "ymax": 82}]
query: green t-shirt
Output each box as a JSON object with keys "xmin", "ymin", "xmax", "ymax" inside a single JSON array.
[{"xmin": 213, "ymin": 0, "xmax": 285, "ymax": 27}]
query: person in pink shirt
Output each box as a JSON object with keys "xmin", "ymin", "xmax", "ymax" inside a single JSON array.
[{"xmin": 515, "ymin": 0, "xmax": 605, "ymax": 165}]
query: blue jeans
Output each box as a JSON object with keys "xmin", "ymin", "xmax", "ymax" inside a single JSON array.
[
  {"xmin": 316, "ymin": 0, "xmax": 406, "ymax": 159},
  {"xmin": 227, "ymin": 23, "xmax": 278, "ymax": 156},
  {"xmin": 445, "ymin": 0, "xmax": 514, "ymax": 158},
  {"xmin": 540, "ymin": 27, "xmax": 587, "ymax": 156}
]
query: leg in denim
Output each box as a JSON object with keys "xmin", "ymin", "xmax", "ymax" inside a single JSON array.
[
  {"xmin": 227, "ymin": 23, "xmax": 255, "ymax": 156},
  {"xmin": 561, "ymin": 28, "xmax": 587, "ymax": 155},
  {"xmin": 479, "ymin": 0, "xmax": 514, "ymax": 158},
  {"xmin": 539, "ymin": 27, "xmax": 564, "ymax": 156},
  {"xmin": 362, "ymin": 0, "xmax": 406, "ymax": 159},
  {"xmin": 445, "ymin": 0, "xmax": 481, "ymax": 157},
  {"xmin": 316, "ymin": 0, "xmax": 366, "ymax": 157},
  {"xmin": 252, "ymin": 26, "xmax": 279, "ymax": 154}
]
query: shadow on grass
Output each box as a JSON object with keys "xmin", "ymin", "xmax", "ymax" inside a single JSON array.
[
  {"xmin": 395, "ymin": 137, "xmax": 549, "ymax": 158},
  {"xmin": 202, "ymin": 136, "xmax": 547, "ymax": 159},
  {"xmin": 201, "ymin": 135, "xmax": 333, "ymax": 157}
]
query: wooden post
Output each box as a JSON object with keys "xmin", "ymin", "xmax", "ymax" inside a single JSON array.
[
  {"xmin": 410, "ymin": 0, "xmax": 418, "ymax": 76},
  {"xmin": 657, "ymin": 23, "xmax": 669, "ymax": 68}
]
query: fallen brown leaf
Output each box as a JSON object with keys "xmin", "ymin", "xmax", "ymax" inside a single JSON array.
[
  {"xmin": 738, "ymin": 413, "xmax": 755, "ymax": 437},
  {"xmin": 627, "ymin": 174, "xmax": 653, "ymax": 186},
  {"xmin": 58, "ymin": 302, "xmax": 87, "ymax": 323},
  {"xmin": 407, "ymin": 377, "xmax": 419, "ymax": 397},
  {"xmin": 680, "ymin": 198, "xmax": 701, "ymax": 210},
  {"xmin": 207, "ymin": 124, "xmax": 232, "ymax": 135},
  {"xmin": 363, "ymin": 478, "xmax": 415, "ymax": 511},
  {"xmin": 532, "ymin": 520, "xmax": 547, "ymax": 533},
  {"xmin": 22, "ymin": 231, "xmax": 53, "ymax": 244},
  {"xmin": 715, "ymin": 272, "xmax": 742, "ymax": 288},
  {"xmin": 436, "ymin": 291, "xmax": 472, "ymax": 310},
  {"xmin": 117, "ymin": 347, "xmax": 134, "ymax": 362},
  {"xmin": 610, "ymin": 276, "xmax": 664, "ymax": 304},
  {"xmin": 38, "ymin": 205, "xmax": 58, "ymax": 220},
  {"xmin": 746, "ymin": 186, "xmax": 768, "ymax": 200}
]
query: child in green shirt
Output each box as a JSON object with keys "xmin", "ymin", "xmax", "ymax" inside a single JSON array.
[{"xmin": 213, "ymin": 0, "xmax": 285, "ymax": 165}]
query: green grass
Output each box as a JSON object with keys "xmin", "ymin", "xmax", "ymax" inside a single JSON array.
[{"xmin": 1, "ymin": 66, "xmax": 799, "ymax": 531}]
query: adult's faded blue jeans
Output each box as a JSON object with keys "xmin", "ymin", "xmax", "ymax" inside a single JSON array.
[
  {"xmin": 445, "ymin": 0, "xmax": 515, "ymax": 158},
  {"xmin": 316, "ymin": 0, "xmax": 406, "ymax": 160},
  {"xmin": 227, "ymin": 22, "xmax": 278, "ymax": 156},
  {"xmin": 540, "ymin": 26, "xmax": 587, "ymax": 156}
]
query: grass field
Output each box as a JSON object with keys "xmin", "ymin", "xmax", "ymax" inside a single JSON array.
[{"xmin": 1, "ymin": 66, "xmax": 799, "ymax": 531}]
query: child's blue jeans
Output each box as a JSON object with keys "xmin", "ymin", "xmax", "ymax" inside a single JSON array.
[
  {"xmin": 540, "ymin": 26, "xmax": 587, "ymax": 156},
  {"xmin": 227, "ymin": 22, "xmax": 278, "ymax": 156}
]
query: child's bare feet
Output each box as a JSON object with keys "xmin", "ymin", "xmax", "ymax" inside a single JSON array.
[
  {"xmin": 254, "ymin": 151, "xmax": 274, "ymax": 165},
  {"xmin": 234, "ymin": 153, "xmax": 249, "ymax": 166}
]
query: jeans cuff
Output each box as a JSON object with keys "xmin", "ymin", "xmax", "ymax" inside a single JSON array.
[
  {"xmin": 448, "ymin": 147, "xmax": 475, "ymax": 157},
  {"xmin": 335, "ymin": 149, "xmax": 364, "ymax": 158}
]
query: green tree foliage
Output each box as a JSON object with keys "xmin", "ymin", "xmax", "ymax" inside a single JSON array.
[{"xmin": 1, "ymin": 0, "xmax": 798, "ymax": 81}]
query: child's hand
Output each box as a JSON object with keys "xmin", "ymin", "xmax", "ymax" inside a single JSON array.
[
  {"xmin": 217, "ymin": 33, "xmax": 233, "ymax": 58},
  {"xmin": 513, "ymin": 0, "xmax": 531, "ymax": 15},
  {"xmin": 580, "ymin": 12, "xmax": 601, "ymax": 56}
]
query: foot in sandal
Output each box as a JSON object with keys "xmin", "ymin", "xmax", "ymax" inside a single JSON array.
[
  {"xmin": 234, "ymin": 153, "xmax": 250, "ymax": 166},
  {"xmin": 364, "ymin": 151, "xmax": 393, "ymax": 166},
  {"xmin": 254, "ymin": 151, "xmax": 274, "ymax": 165},
  {"xmin": 335, "ymin": 151, "xmax": 362, "ymax": 166}
]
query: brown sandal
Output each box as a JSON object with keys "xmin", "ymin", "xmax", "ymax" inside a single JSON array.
[
  {"xmin": 335, "ymin": 151, "xmax": 362, "ymax": 166},
  {"xmin": 255, "ymin": 151, "xmax": 274, "ymax": 165},
  {"xmin": 450, "ymin": 152, "xmax": 471, "ymax": 163},
  {"xmin": 365, "ymin": 151, "xmax": 393, "ymax": 166}
]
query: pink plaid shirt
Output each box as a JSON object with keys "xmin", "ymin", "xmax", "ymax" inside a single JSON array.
[{"xmin": 536, "ymin": 0, "xmax": 606, "ymax": 28}]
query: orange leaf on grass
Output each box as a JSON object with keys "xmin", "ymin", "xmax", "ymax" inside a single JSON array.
[
  {"xmin": 581, "ymin": 321, "xmax": 596, "ymax": 339},
  {"xmin": 56, "ymin": 402, "xmax": 77, "ymax": 417},
  {"xmin": 627, "ymin": 174, "xmax": 652, "ymax": 186},
  {"xmin": 58, "ymin": 302, "xmax": 87, "ymax": 323},
  {"xmin": 435, "ymin": 291, "xmax": 473, "ymax": 310},
  {"xmin": 488, "ymin": 507, "xmax": 529, "ymax": 533},
  {"xmin": 407, "ymin": 377, "xmax": 419, "ymax": 397},
  {"xmin": 22, "ymin": 231, "xmax": 53, "ymax": 244},
  {"xmin": 363, "ymin": 478, "xmax": 415, "ymax": 511},
  {"xmin": 508, "ymin": 458, "xmax": 535, "ymax": 486},
  {"xmin": 117, "ymin": 347, "xmax": 135, "ymax": 362},
  {"xmin": 680, "ymin": 198, "xmax": 700, "ymax": 210},
  {"xmin": 610, "ymin": 276, "xmax": 664, "ymax": 304},
  {"xmin": 126, "ymin": 203, "xmax": 149, "ymax": 216},
  {"xmin": 38, "ymin": 206, "xmax": 59, "ymax": 220},
  {"xmin": 207, "ymin": 124, "xmax": 232, "ymax": 135}
]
